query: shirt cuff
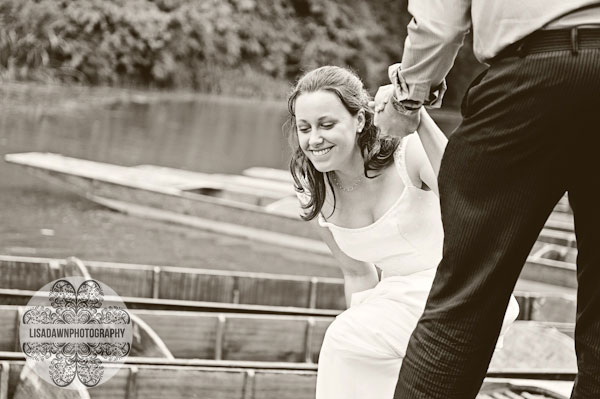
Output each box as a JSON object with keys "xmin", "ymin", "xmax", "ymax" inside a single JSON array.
[{"xmin": 388, "ymin": 63, "xmax": 447, "ymax": 109}]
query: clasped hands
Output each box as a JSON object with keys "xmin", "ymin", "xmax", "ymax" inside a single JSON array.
[{"xmin": 368, "ymin": 84, "xmax": 421, "ymax": 138}]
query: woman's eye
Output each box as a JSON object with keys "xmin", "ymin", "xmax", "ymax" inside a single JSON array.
[
  {"xmin": 321, "ymin": 122, "xmax": 334, "ymax": 129},
  {"xmin": 298, "ymin": 126, "xmax": 311, "ymax": 133}
]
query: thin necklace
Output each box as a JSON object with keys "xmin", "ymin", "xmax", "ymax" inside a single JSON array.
[{"xmin": 329, "ymin": 172, "xmax": 364, "ymax": 192}]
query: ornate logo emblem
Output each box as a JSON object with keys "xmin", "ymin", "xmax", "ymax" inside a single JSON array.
[{"xmin": 19, "ymin": 277, "xmax": 132, "ymax": 389}]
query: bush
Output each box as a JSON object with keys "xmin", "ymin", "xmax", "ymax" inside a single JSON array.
[{"xmin": 0, "ymin": 0, "xmax": 482, "ymax": 105}]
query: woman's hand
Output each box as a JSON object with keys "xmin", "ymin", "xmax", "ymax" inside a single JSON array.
[{"xmin": 369, "ymin": 84, "xmax": 420, "ymax": 137}]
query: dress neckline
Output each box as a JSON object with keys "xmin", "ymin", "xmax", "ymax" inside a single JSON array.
[
  {"xmin": 318, "ymin": 137, "xmax": 413, "ymax": 231},
  {"xmin": 318, "ymin": 184, "xmax": 410, "ymax": 231}
]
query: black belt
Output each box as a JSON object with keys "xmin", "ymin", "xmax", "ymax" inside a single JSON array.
[{"xmin": 493, "ymin": 27, "xmax": 600, "ymax": 61}]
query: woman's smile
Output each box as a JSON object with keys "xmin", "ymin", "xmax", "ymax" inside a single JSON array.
[{"xmin": 311, "ymin": 146, "xmax": 334, "ymax": 156}]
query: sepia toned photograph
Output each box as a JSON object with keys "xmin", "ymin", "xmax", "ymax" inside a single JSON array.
[{"xmin": 1, "ymin": 1, "xmax": 598, "ymax": 398}]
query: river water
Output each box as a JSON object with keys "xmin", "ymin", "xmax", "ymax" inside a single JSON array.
[{"xmin": 1, "ymin": 90, "xmax": 460, "ymax": 176}]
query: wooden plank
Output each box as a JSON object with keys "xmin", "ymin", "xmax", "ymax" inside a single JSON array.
[
  {"xmin": 3, "ymin": 303, "xmax": 575, "ymax": 368},
  {"xmin": 89, "ymin": 366, "xmax": 129, "ymax": 399},
  {"xmin": 134, "ymin": 165, "xmax": 293, "ymax": 198},
  {"xmin": 304, "ymin": 318, "xmax": 316, "ymax": 363},
  {"xmin": 10, "ymin": 153, "xmax": 295, "ymax": 204},
  {"xmin": 0, "ymin": 285, "xmax": 576, "ymax": 322},
  {"xmin": 125, "ymin": 366, "xmax": 138, "ymax": 399},
  {"xmin": 85, "ymin": 264, "xmax": 154, "ymax": 299},
  {"xmin": 9, "ymin": 306, "xmax": 314, "ymax": 362},
  {"xmin": 0, "ymin": 255, "xmax": 577, "ymax": 317},
  {"xmin": 308, "ymin": 278, "xmax": 318, "ymax": 309},
  {"xmin": 13, "ymin": 308, "xmax": 23, "ymax": 353},
  {"xmin": 235, "ymin": 276, "xmax": 312, "ymax": 308},
  {"xmin": 0, "ymin": 255, "xmax": 338, "ymax": 308},
  {"xmin": 0, "ymin": 258, "xmax": 61, "ymax": 292},
  {"xmin": 133, "ymin": 310, "xmax": 333, "ymax": 362},
  {"xmin": 0, "ymin": 362, "xmax": 8, "ymax": 399},
  {"xmin": 6, "ymin": 362, "xmax": 20, "ymax": 399},
  {"xmin": 0, "ymin": 308, "xmax": 17, "ymax": 353},
  {"xmin": 253, "ymin": 371, "xmax": 316, "ymax": 399},
  {"xmin": 531, "ymin": 244, "xmax": 574, "ymax": 264},
  {"xmin": 546, "ymin": 213, "xmax": 574, "ymax": 232},
  {"xmin": 0, "ymin": 358, "xmax": 574, "ymax": 398},
  {"xmin": 216, "ymin": 314, "xmax": 227, "ymax": 361},
  {"xmin": 520, "ymin": 258, "xmax": 577, "ymax": 289},
  {"xmin": 133, "ymin": 366, "xmax": 246, "ymax": 399},
  {"xmin": 315, "ymin": 280, "xmax": 346, "ymax": 310},
  {"xmin": 242, "ymin": 167, "xmax": 293, "ymax": 184},
  {"xmin": 242, "ymin": 370, "xmax": 255, "ymax": 399},
  {"xmin": 136, "ymin": 310, "xmax": 218, "ymax": 360},
  {"xmin": 0, "ymin": 288, "xmax": 341, "ymax": 317},
  {"xmin": 222, "ymin": 317, "xmax": 308, "ymax": 363},
  {"xmin": 5, "ymin": 153, "xmax": 182, "ymax": 195},
  {"xmin": 538, "ymin": 229, "xmax": 577, "ymax": 248},
  {"xmin": 308, "ymin": 319, "xmax": 331, "ymax": 364},
  {"xmin": 159, "ymin": 270, "xmax": 235, "ymax": 303},
  {"xmin": 151, "ymin": 267, "xmax": 161, "ymax": 299}
]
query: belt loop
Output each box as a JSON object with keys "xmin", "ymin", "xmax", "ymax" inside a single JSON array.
[{"xmin": 571, "ymin": 27, "xmax": 579, "ymax": 55}]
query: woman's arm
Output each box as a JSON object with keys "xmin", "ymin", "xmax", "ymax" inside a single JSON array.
[
  {"xmin": 310, "ymin": 220, "xmax": 379, "ymax": 308},
  {"xmin": 403, "ymin": 108, "xmax": 448, "ymax": 197},
  {"xmin": 415, "ymin": 107, "xmax": 448, "ymax": 178},
  {"xmin": 371, "ymin": 86, "xmax": 447, "ymax": 193}
]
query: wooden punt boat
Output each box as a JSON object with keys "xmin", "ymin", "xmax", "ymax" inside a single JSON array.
[
  {"xmin": 4, "ymin": 153, "xmax": 574, "ymax": 253},
  {"xmin": 243, "ymin": 166, "xmax": 576, "ymax": 220},
  {"xmin": 0, "ymin": 257, "xmax": 577, "ymax": 398},
  {"xmin": 0, "ymin": 304, "xmax": 576, "ymax": 365},
  {"xmin": 3, "ymin": 153, "xmax": 321, "ymax": 253},
  {"xmin": 0, "ymin": 255, "xmax": 577, "ymax": 322},
  {"xmin": 0, "ymin": 356, "xmax": 575, "ymax": 399}
]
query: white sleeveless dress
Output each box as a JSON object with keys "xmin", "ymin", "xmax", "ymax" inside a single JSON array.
[{"xmin": 298, "ymin": 134, "xmax": 520, "ymax": 399}]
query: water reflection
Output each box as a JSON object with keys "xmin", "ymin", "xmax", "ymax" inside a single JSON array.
[{"xmin": 1, "ymin": 94, "xmax": 460, "ymax": 179}]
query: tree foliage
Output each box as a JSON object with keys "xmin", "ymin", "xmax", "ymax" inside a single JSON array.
[{"xmin": 0, "ymin": 0, "xmax": 482, "ymax": 106}]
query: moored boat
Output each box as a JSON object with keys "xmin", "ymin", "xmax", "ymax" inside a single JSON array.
[
  {"xmin": 0, "ymin": 357, "xmax": 574, "ymax": 399},
  {"xmin": 0, "ymin": 305, "xmax": 576, "ymax": 365},
  {"xmin": 4, "ymin": 154, "xmax": 574, "ymax": 253},
  {"xmin": 0, "ymin": 255, "xmax": 577, "ymax": 322}
]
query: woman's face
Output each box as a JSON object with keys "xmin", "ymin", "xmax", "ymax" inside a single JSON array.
[{"xmin": 294, "ymin": 90, "xmax": 364, "ymax": 173}]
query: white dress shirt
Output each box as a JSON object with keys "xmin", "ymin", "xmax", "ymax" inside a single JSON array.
[{"xmin": 391, "ymin": 1, "xmax": 600, "ymax": 108}]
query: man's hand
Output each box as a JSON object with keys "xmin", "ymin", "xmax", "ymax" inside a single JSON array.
[{"xmin": 369, "ymin": 84, "xmax": 420, "ymax": 138}]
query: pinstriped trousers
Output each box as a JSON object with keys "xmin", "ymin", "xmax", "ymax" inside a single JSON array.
[{"xmin": 394, "ymin": 48, "xmax": 600, "ymax": 399}]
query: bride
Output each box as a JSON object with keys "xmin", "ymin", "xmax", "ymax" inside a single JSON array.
[{"xmin": 287, "ymin": 66, "xmax": 519, "ymax": 399}]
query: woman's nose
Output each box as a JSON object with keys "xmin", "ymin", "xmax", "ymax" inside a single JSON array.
[{"xmin": 308, "ymin": 132, "xmax": 324, "ymax": 147}]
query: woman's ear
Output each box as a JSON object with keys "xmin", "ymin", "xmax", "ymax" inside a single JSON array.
[{"xmin": 356, "ymin": 109, "xmax": 366, "ymax": 133}]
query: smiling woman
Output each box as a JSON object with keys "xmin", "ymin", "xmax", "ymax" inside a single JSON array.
[
  {"xmin": 287, "ymin": 66, "xmax": 401, "ymax": 222},
  {"xmin": 285, "ymin": 66, "xmax": 520, "ymax": 399}
]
